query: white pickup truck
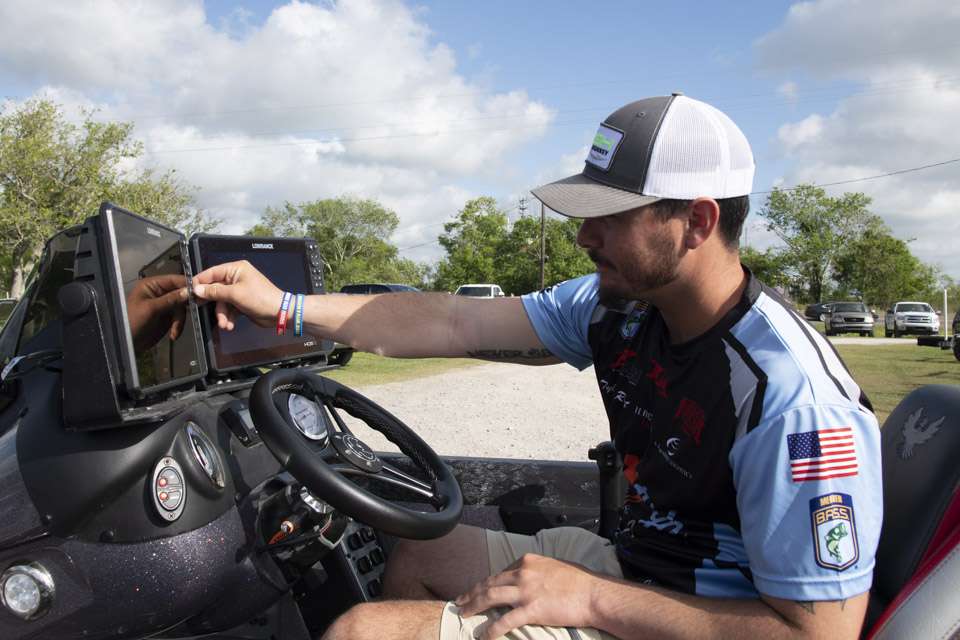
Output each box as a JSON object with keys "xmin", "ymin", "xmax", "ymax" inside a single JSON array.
[{"xmin": 884, "ymin": 301, "xmax": 940, "ymax": 337}]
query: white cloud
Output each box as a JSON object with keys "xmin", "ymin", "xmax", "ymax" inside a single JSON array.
[
  {"xmin": 756, "ymin": 0, "xmax": 960, "ymax": 278},
  {"xmin": 777, "ymin": 114, "xmax": 822, "ymax": 151},
  {"xmin": 778, "ymin": 81, "xmax": 799, "ymax": 102},
  {"xmin": 0, "ymin": 0, "xmax": 554, "ymax": 264}
]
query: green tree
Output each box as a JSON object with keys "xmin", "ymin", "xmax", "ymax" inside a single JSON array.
[
  {"xmin": 833, "ymin": 225, "xmax": 938, "ymax": 308},
  {"xmin": 0, "ymin": 99, "xmax": 208, "ymax": 297},
  {"xmin": 739, "ymin": 246, "xmax": 790, "ymax": 290},
  {"xmin": 433, "ymin": 197, "xmax": 508, "ymax": 292},
  {"xmin": 248, "ymin": 196, "xmax": 428, "ymax": 291},
  {"xmin": 497, "ymin": 216, "xmax": 593, "ymax": 294},
  {"xmin": 759, "ymin": 185, "xmax": 877, "ymax": 303}
]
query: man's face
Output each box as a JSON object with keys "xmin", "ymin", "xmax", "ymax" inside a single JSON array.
[{"xmin": 576, "ymin": 204, "xmax": 684, "ymax": 303}]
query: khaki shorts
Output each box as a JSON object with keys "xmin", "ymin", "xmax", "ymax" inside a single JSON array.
[{"xmin": 438, "ymin": 526, "xmax": 622, "ymax": 640}]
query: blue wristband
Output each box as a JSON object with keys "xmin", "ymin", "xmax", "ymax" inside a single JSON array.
[{"xmin": 294, "ymin": 294, "xmax": 305, "ymax": 336}]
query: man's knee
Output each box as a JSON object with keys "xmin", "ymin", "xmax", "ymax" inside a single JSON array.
[
  {"xmin": 322, "ymin": 602, "xmax": 371, "ymax": 640},
  {"xmin": 322, "ymin": 601, "xmax": 442, "ymax": 640},
  {"xmin": 382, "ymin": 525, "xmax": 491, "ymax": 600}
]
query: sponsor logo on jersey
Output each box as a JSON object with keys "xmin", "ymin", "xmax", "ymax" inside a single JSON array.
[
  {"xmin": 646, "ymin": 358, "xmax": 669, "ymax": 398},
  {"xmin": 787, "ymin": 427, "xmax": 858, "ymax": 482},
  {"xmin": 810, "ymin": 493, "xmax": 859, "ymax": 571},
  {"xmin": 654, "ymin": 440, "xmax": 692, "ymax": 479},
  {"xmin": 898, "ymin": 407, "xmax": 945, "ymax": 460},
  {"xmin": 665, "ymin": 437, "xmax": 681, "ymax": 456},
  {"xmin": 673, "ymin": 398, "xmax": 705, "ymax": 446},
  {"xmin": 620, "ymin": 307, "xmax": 646, "ymax": 339}
]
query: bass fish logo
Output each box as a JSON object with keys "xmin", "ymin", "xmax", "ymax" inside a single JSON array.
[
  {"xmin": 810, "ymin": 493, "xmax": 859, "ymax": 571},
  {"xmin": 620, "ymin": 303, "xmax": 648, "ymax": 339}
]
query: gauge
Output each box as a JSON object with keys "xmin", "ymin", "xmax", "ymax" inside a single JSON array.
[
  {"xmin": 288, "ymin": 394, "xmax": 329, "ymax": 441},
  {"xmin": 185, "ymin": 422, "xmax": 225, "ymax": 489}
]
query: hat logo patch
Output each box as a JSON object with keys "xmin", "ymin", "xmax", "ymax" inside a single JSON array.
[{"xmin": 587, "ymin": 124, "xmax": 624, "ymax": 171}]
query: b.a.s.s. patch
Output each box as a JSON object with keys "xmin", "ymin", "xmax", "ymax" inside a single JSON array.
[
  {"xmin": 810, "ymin": 493, "xmax": 859, "ymax": 571},
  {"xmin": 620, "ymin": 304, "xmax": 648, "ymax": 339}
]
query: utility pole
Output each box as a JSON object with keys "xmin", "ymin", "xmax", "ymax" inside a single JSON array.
[
  {"xmin": 539, "ymin": 200, "xmax": 546, "ymax": 290},
  {"xmin": 518, "ymin": 196, "xmax": 527, "ymax": 217}
]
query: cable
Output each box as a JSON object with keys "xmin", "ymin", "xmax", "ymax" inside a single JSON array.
[{"xmin": 751, "ymin": 157, "xmax": 960, "ymax": 195}]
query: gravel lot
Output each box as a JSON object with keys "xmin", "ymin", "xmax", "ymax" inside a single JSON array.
[
  {"xmin": 342, "ymin": 335, "xmax": 921, "ymax": 460},
  {"xmin": 345, "ymin": 362, "xmax": 608, "ymax": 462}
]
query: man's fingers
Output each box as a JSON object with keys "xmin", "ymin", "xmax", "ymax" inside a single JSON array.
[
  {"xmin": 193, "ymin": 262, "xmax": 241, "ymax": 286},
  {"xmin": 216, "ymin": 301, "xmax": 231, "ymax": 330},
  {"xmin": 481, "ymin": 606, "xmax": 532, "ymax": 640},
  {"xmin": 458, "ymin": 585, "xmax": 522, "ymax": 618},
  {"xmin": 194, "ymin": 281, "xmax": 234, "ymax": 304}
]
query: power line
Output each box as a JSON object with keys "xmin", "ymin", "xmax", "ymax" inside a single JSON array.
[{"xmin": 751, "ymin": 157, "xmax": 960, "ymax": 195}]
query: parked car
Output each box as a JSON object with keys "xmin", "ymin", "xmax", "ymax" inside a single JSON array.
[
  {"xmin": 803, "ymin": 301, "xmax": 834, "ymax": 321},
  {"xmin": 823, "ymin": 301, "xmax": 874, "ymax": 336},
  {"xmin": 454, "ymin": 284, "xmax": 505, "ymax": 298},
  {"xmin": 338, "ymin": 283, "xmax": 420, "ymax": 294},
  {"xmin": 885, "ymin": 301, "xmax": 940, "ymax": 337}
]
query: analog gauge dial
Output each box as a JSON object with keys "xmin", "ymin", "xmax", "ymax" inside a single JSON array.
[{"xmin": 287, "ymin": 394, "xmax": 329, "ymax": 442}]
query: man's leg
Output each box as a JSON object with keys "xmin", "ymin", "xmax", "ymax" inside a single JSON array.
[
  {"xmin": 321, "ymin": 601, "xmax": 442, "ymax": 640},
  {"xmin": 383, "ymin": 523, "xmax": 490, "ymax": 599}
]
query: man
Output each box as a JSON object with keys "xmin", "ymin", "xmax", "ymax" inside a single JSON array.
[{"xmin": 192, "ymin": 94, "xmax": 882, "ymax": 639}]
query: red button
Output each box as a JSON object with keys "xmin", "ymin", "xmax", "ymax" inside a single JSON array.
[
  {"xmin": 159, "ymin": 478, "xmax": 168, "ymax": 488},
  {"xmin": 159, "ymin": 492, "xmax": 168, "ymax": 501}
]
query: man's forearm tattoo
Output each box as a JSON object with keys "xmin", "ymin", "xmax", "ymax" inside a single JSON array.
[
  {"xmin": 467, "ymin": 348, "xmax": 553, "ymax": 361},
  {"xmin": 794, "ymin": 599, "xmax": 846, "ymax": 615}
]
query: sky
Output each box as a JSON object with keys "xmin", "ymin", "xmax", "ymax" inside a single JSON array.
[{"xmin": 1, "ymin": 0, "xmax": 958, "ymax": 279}]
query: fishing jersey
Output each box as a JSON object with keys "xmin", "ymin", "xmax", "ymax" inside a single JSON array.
[{"xmin": 521, "ymin": 272, "xmax": 882, "ymax": 601}]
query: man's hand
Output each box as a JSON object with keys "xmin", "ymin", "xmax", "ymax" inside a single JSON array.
[
  {"xmin": 192, "ymin": 260, "xmax": 284, "ymax": 331},
  {"xmin": 455, "ymin": 553, "xmax": 600, "ymax": 640},
  {"xmin": 125, "ymin": 274, "xmax": 189, "ymax": 352}
]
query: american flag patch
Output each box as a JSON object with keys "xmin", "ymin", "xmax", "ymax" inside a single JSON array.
[{"xmin": 787, "ymin": 427, "xmax": 858, "ymax": 482}]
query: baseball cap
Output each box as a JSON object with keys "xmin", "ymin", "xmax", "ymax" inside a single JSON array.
[{"xmin": 532, "ymin": 93, "xmax": 755, "ymax": 218}]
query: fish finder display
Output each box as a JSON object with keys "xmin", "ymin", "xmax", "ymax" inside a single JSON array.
[
  {"xmin": 104, "ymin": 207, "xmax": 204, "ymax": 394},
  {"xmin": 192, "ymin": 235, "xmax": 327, "ymax": 372}
]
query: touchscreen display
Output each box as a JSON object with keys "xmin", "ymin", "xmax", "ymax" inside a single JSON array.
[
  {"xmin": 195, "ymin": 237, "xmax": 326, "ymax": 371},
  {"xmin": 108, "ymin": 210, "xmax": 203, "ymax": 391}
]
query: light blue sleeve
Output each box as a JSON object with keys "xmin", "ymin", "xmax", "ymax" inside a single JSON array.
[
  {"xmin": 520, "ymin": 274, "xmax": 599, "ymax": 370},
  {"xmin": 729, "ymin": 404, "xmax": 883, "ymax": 601}
]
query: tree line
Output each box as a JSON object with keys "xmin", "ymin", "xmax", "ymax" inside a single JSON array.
[
  {"xmin": 2, "ymin": 100, "xmax": 955, "ymax": 310},
  {"xmin": 743, "ymin": 184, "xmax": 955, "ymax": 310}
]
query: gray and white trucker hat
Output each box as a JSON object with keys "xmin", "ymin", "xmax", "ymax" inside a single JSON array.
[{"xmin": 532, "ymin": 93, "xmax": 755, "ymax": 218}]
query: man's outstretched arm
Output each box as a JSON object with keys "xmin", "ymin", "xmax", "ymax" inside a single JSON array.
[
  {"xmin": 455, "ymin": 554, "xmax": 868, "ymax": 640},
  {"xmin": 192, "ymin": 260, "xmax": 559, "ymax": 363}
]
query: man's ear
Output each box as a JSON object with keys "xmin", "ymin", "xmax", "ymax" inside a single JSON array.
[{"xmin": 683, "ymin": 198, "xmax": 720, "ymax": 249}]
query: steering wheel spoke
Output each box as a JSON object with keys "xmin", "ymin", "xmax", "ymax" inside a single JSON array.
[
  {"xmin": 330, "ymin": 462, "xmax": 438, "ymax": 501},
  {"xmin": 249, "ymin": 369, "xmax": 462, "ymax": 539},
  {"xmin": 322, "ymin": 399, "xmax": 354, "ymax": 436}
]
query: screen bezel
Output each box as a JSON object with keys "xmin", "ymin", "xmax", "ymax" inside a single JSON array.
[
  {"xmin": 100, "ymin": 203, "xmax": 207, "ymax": 397},
  {"xmin": 191, "ymin": 234, "xmax": 329, "ymax": 373}
]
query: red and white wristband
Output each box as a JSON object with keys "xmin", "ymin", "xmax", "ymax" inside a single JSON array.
[{"xmin": 276, "ymin": 291, "xmax": 293, "ymax": 335}]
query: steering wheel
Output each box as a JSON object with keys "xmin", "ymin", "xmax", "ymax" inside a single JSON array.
[{"xmin": 249, "ymin": 368, "xmax": 463, "ymax": 539}]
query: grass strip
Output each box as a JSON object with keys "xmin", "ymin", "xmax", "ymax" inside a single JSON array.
[{"xmin": 322, "ymin": 352, "xmax": 483, "ymax": 387}]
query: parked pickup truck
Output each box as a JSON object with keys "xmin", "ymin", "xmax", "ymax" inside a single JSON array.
[
  {"xmin": 824, "ymin": 301, "xmax": 874, "ymax": 336},
  {"xmin": 885, "ymin": 301, "xmax": 940, "ymax": 337}
]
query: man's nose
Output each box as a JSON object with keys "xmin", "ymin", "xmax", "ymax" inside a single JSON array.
[{"xmin": 576, "ymin": 217, "xmax": 601, "ymax": 249}]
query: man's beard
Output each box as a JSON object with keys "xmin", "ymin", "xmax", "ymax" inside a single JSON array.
[{"xmin": 591, "ymin": 230, "xmax": 680, "ymax": 305}]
